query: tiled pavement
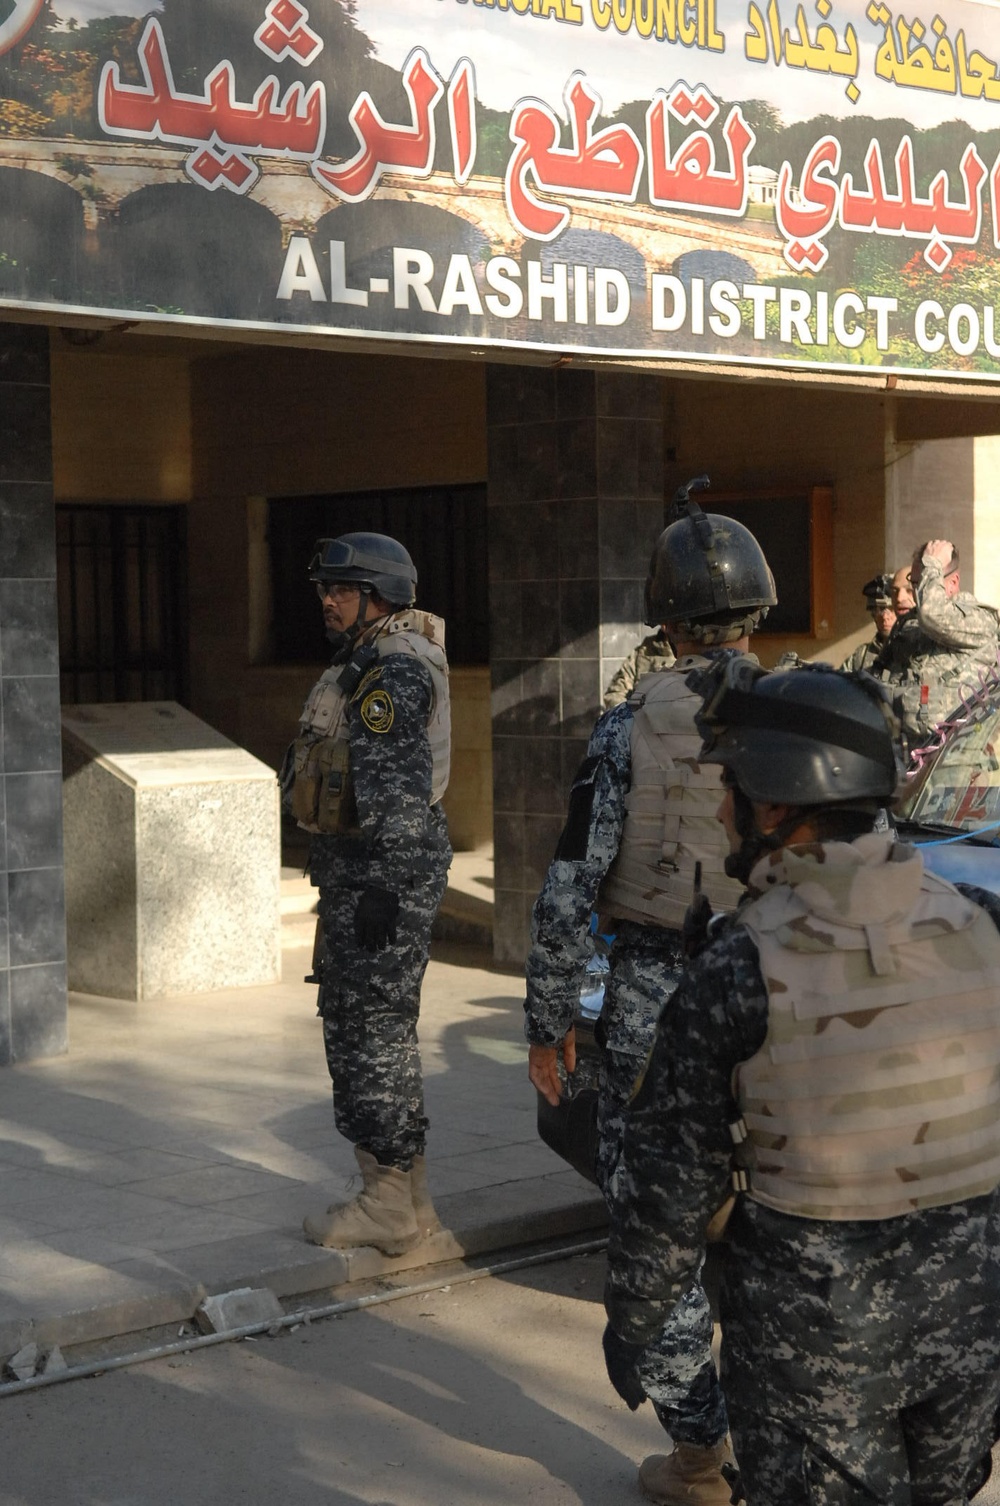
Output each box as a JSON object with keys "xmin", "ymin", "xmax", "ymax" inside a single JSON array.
[{"xmin": 0, "ymin": 929, "xmax": 603, "ymax": 1358}]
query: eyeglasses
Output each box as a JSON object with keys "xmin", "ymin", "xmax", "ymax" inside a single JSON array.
[{"xmin": 314, "ymin": 581, "xmax": 360, "ymax": 602}]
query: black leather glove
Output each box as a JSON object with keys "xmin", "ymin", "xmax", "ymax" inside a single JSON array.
[
  {"xmin": 602, "ymin": 1324, "xmax": 647, "ymax": 1411},
  {"xmin": 353, "ymin": 886, "xmax": 400, "ymax": 952}
]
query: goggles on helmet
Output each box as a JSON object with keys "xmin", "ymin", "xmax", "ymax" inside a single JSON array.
[
  {"xmin": 308, "ymin": 537, "xmax": 418, "ymax": 586},
  {"xmin": 688, "ymin": 654, "xmax": 903, "ymax": 771}
]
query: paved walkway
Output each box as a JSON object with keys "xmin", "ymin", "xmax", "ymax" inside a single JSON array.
[{"xmin": 0, "ymin": 925, "xmax": 603, "ymax": 1359}]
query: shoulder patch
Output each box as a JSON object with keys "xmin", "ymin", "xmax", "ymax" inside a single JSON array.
[
  {"xmin": 351, "ymin": 664, "xmax": 382, "ymax": 702},
  {"xmin": 360, "ymin": 688, "xmax": 395, "ymax": 734}
]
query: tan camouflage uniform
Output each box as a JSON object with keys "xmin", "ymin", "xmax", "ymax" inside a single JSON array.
[
  {"xmin": 603, "ymin": 629, "xmax": 676, "ymax": 708},
  {"xmin": 605, "ymin": 836, "xmax": 1000, "ymax": 1505}
]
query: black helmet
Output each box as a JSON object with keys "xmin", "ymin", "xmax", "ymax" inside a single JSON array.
[
  {"xmin": 645, "ymin": 477, "xmax": 776, "ymax": 644},
  {"xmin": 862, "ymin": 573, "xmax": 893, "ymax": 611},
  {"xmin": 689, "ymin": 655, "xmax": 903, "ymax": 807},
  {"xmin": 308, "ymin": 532, "xmax": 417, "ymax": 606}
]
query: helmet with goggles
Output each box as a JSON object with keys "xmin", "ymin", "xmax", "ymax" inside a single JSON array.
[{"xmin": 308, "ymin": 532, "xmax": 417, "ymax": 607}]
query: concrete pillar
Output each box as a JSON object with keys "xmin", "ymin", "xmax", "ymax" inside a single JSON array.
[
  {"xmin": 0, "ymin": 324, "xmax": 67, "ymax": 1063},
  {"xmin": 487, "ymin": 365, "xmax": 664, "ymax": 967},
  {"xmin": 885, "ymin": 430, "xmax": 974, "ymax": 583}
]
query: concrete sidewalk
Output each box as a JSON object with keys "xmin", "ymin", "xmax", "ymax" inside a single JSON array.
[{"xmin": 0, "ymin": 934, "xmax": 604, "ymax": 1361}]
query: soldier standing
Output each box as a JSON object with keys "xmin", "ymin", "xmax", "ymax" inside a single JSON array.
[
  {"xmin": 603, "ymin": 659, "xmax": 1000, "ymax": 1505},
  {"xmin": 525, "ymin": 480, "xmax": 776, "ymax": 1506},
  {"xmin": 604, "ymin": 626, "xmax": 676, "ymax": 708},
  {"xmin": 876, "ymin": 539, "xmax": 999, "ymax": 735},
  {"xmin": 839, "ymin": 573, "xmax": 895, "ymax": 674},
  {"xmin": 285, "ymin": 533, "xmax": 452, "ymax": 1255}
]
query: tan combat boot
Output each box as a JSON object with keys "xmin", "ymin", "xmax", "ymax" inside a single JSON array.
[
  {"xmin": 304, "ymin": 1148, "xmax": 420, "ymax": 1255},
  {"xmin": 411, "ymin": 1154, "xmax": 442, "ymax": 1238},
  {"xmin": 638, "ymin": 1440, "xmax": 735, "ymax": 1505}
]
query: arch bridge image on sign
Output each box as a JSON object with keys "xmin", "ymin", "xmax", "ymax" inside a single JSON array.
[{"xmin": 0, "ymin": 135, "xmax": 787, "ymax": 295}]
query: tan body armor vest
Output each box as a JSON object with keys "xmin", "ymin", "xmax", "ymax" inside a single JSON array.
[
  {"xmin": 599, "ymin": 658, "xmax": 746, "ymax": 929},
  {"xmin": 290, "ymin": 611, "xmax": 450, "ymax": 835},
  {"xmin": 735, "ymin": 836, "xmax": 1000, "ymax": 1221}
]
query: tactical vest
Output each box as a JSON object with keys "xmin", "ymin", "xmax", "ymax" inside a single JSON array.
[
  {"xmin": 735, "ymin": 836, "xmax": 1000, "ymax": 1221},
  {"xmin": 599, "ymin": 658, "xmax": 746, "ymax": 929},
  {"xmin": 290, "ymin": 611, "xmax": 450, "ymax": 835}
]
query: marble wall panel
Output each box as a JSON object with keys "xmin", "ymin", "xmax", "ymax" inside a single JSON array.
[
  {"xmin": 487, "ymin": 365, "xmax": 665, "ymax": 966},
  {"xmin": 0, "ymin": 324, "xmax": 67, "ymax": 1062}
]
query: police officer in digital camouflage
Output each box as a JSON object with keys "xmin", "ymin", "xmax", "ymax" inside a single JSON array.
[
  {"xmin": 603, "ymin": 657, "xmax": 1000, "ymax": 1505},
  {"xmin": 284, "ymin": 533, "xmax": 452, "ymax": 1255},
  {"xmin": 876, "ymin": 539, "xmax": 999, "ymax": 736},
  {"xmin": 604, "ymin": 627, "xmax": 676, "ymax": 708},
  {"xmin": 839, "ymin": 573, "xmax": 895, "ymax": 675},
  {"xmin": 525, "ymin": 478, "xmax": 776, "ymax": 1506}
]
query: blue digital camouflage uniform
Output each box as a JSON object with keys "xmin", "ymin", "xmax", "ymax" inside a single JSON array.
[
  {"xmin": 604, "ymin": 876, "xmax": 1000, "ymax": 1505},
  {"xmin": 308, "ymin": 651, "xmax": 451, "ymax": 1171},
  {"xmin": 525, "ymin": 689, "xmax": 728, "ymax": 1448}
]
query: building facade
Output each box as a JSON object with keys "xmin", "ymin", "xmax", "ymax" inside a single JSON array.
[{"xmin": 5, "ymin": 0, "xmax": 1000, "ymax": 1056}]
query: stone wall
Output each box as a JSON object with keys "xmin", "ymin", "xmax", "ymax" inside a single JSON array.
[
  {"xmin": 0, "ymin": 324, "xmax": 66, "ymax": 1062},
  {"xmin": 487, "ymin": 365, "xmax": 665, "ymax": 967}
]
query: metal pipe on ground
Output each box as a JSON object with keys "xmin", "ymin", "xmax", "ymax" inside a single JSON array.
[{"xmin": 0, "ymin": 1237, "xmax": 609, "ymax": 1400}]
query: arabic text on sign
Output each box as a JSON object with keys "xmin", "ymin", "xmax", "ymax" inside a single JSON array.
[
  {"xmin": 99, "ymin": 17, "xmax": 326, "ymax": 195},
  {"xmin": 646, "ymin": 84, "xmax": 754, "ymax": 216},
  {"xmin": 505, "ymin": 73, "xmax": 643, "ymax": 241}
]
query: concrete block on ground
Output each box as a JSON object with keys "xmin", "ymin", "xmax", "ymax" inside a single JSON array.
[
  {"xmin": 195, "ymin": 1287, "xmax": 284, "ymax": 1335},
  {"xmin": 62, "ymin": 702, "xmax": 280, "ymax": 999},
  {"xmin": 0, "ymin": 1317, "xmax": 33, "ymax": 1362},
  {"xmin": 4, "ymin": 1343, "xmax": 38, "ymax": 1381},
  {"xmin": 39, "ymin": 1346, "xmax": 67, "ymax": 1375}
]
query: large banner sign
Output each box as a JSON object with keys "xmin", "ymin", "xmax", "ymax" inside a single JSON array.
[{"xmin": 5, "ymin": 0, "xmax": 1000, "ymax": 375}]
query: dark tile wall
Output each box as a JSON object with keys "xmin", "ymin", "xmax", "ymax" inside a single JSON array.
[
  {"xmin": 0, "ymin": 325, "xmax": 67, "ymax": 1063},
  {"xmin": 487, "ymin": 365, "xmax": 665, "ymax": 967}
]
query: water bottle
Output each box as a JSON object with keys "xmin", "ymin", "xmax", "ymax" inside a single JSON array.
[{"xmin": 579, "ymin": 950, "xmax": 610, "ymax": 1020}]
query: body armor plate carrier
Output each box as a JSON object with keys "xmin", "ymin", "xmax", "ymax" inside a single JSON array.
[
  {"xmin": 736, "ymin": 835, "xmax": 1000, "ymax": 1220},
  {"xmin": 599, "ymin": 658, "xmax": 746, "ymax": 929},
  {"xmin": 289, "ymin": 611, "xmax": 450, "ymax": 835}
]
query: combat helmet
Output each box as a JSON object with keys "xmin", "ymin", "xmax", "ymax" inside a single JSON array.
[
  {"xmin": 862, "ymin": 573, "xmax": 893, "ymax": 611},
  {"xmin": 687, "ymin": 655, "xmax": 904, "ymax": 880},
  {"xmin": 308, "ymin": 532, "xmax": 417, "ymax": 607},
  {"xmin": 645, "ymin": 476, "xmax": 777, "ymax": 645},
  {"xmin": 690, "ymin": 655, "xmax": 903, "ymax": 808}
]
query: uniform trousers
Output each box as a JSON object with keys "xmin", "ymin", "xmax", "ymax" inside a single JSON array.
[
  {"xmin": 721, "ymin": 1196, "xmax": 1000, "ymax": 1505},
  {"xmin": 600, "ymin": 924, "xmax": 729, "ymax": 1448},
  {"xmin": 317, "ymin": 862, "xmax": 448, "ymax": 1170}
]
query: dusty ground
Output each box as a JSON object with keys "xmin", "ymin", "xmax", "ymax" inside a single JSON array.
[
  {"xmin": 0, "ymin": 1250, "xmax": 663, "ymax": 1506},
  {"xmin": 3, "ymin": 1245, "xmax": 998, "ymax": 1506}
]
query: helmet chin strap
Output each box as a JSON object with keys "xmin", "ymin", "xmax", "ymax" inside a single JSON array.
[
  {"xmin": 326, "ymin": 587, "xmax": 373, "ymax": 665},
  {"xmin": 724, "ymin": 787, "xmax": 805, "ymax": 884}
]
